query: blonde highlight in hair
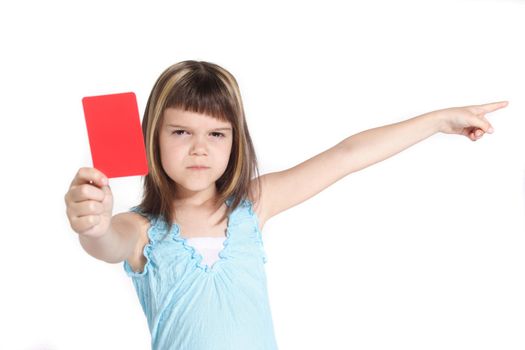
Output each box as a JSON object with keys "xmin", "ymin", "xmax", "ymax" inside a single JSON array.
[{"xmin": 139, "ymin": 61, "xmax": 261, "ymax": 231}]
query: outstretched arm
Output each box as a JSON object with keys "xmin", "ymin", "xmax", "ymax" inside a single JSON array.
[
  {"xmin": 336, "ymin": 101, "xmax": 508, "ymax": 174},
  {"xmin": 252, "ymin": 101, "xmax": 508, "ymax": 224}
]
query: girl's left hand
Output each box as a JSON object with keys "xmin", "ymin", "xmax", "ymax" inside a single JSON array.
[{"xmin": 438, "ymin": 101, "xmax": 508, "ymax": 141}]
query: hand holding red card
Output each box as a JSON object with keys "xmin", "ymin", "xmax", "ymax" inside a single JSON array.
[{"xmin": 82, "ymin": 92, "xmax": 148, "ymax": 178}]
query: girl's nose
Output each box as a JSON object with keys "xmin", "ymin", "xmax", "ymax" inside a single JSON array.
[{"xmin": 190, "ymin": 137, "xmax": 208, "ymax": 156}]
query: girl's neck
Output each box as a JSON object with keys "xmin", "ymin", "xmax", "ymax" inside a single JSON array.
[
  {"xmin": 173, "ymin": 187, "xmax": 219, "ymax": 210},
  {"xmin": 172, "ymin": 189, "xmax": 226, "ymax": 227}
]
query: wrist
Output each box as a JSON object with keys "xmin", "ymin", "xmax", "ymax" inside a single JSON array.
[{"xmin": 422, "ymin": 110, "xmax": 447, "ymax": 134}]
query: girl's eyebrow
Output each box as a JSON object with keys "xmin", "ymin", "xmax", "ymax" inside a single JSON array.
[{"xmin": 167, "ymin": 124, "xmax": 232, "ymax": 132}]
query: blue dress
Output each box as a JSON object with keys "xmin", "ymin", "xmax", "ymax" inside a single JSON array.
[{"xmin": 123, "ymin": 197, "xmax": 279, "ymax": 350}]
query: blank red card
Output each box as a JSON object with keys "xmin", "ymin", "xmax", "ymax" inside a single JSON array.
[{"xmin": 82, "ymin": 92, "xmax": 148, "ymax": 178}]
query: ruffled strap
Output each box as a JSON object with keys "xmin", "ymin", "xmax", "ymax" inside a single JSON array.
[
  {"xmin": 227, "ymin": 198, "xmax": 256, "ymax": 223},
  {"xmin": 245, "ymin": 199, "xmax": 268, "ymax": 263},
  {"xmin": 124, "ymin": 206, "xmax": 173, "ymax": 278},
  {"xmin": 130, "ymin": 206, "xmax": 171, "ymax": 243},
  {"xmin": 227, "ymin": 198, "xmax": 268, "ymax": 264}
]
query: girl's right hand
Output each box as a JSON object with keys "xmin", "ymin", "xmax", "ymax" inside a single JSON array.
[{"xmin": 64, "ymin": 167, "xmax": 113, "ymax": 238}]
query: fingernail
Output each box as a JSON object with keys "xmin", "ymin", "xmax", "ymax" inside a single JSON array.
[{"xmin": 488, "ymin": 127, "xmax": 494, "ymax": 133}]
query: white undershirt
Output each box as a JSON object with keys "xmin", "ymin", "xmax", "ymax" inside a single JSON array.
[{"xmin": 185, "ymin": 236, "xmax": 227, "ymax": 267}]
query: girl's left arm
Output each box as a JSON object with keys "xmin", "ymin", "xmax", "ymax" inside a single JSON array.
[{"xmin": 254, "ymin": 101, "xmax": 508, "ymax": 224}]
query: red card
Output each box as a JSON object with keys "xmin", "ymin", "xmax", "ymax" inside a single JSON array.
[{"xmin": 82, "ymin": 92, "xmax": 148, "ymax": 178}]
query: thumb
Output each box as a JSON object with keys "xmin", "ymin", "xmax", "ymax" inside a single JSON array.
[
  {"xmin": 466, "ymin": 115, "xmax": 493, "ymax": 140},
  {"xmin": 474, "ymin": 115, "xmax": 494, "ymax": 134},
  {"xmin": 101, "ymin": 185, "xmax": 114, "ymax": 213},
  {"xmin": 101, "ymin": 184, "xmax": 113, "ymax": 197}
]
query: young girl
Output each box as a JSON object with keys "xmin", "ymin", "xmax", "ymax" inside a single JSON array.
[{"xmin": 64, "ymin": 60, "xmax": 508, "ymax": 350}]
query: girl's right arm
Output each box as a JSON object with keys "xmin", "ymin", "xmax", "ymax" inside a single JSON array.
[{"xmin": 64, "ymin": 167, "xmax": 143, "ymax": 264}]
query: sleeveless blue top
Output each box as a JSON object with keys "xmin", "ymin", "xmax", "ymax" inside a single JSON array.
[{"xmin": 123, "ymin": 197, "xmax": 279, "ymax": 350}]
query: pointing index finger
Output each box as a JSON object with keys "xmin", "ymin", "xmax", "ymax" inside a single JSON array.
[{"xmin": 479, "ymin": 100, "xmax": 509, "ymax": 113}]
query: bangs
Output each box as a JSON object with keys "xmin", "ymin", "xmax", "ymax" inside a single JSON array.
[{"xmin": 165, "ymin": 70, "xmax": 235, "ymax": 122}]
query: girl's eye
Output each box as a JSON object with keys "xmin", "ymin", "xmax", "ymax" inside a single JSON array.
[{"xmin": 171, "ymin": 130, "xmax": 224, "ymax": 138}]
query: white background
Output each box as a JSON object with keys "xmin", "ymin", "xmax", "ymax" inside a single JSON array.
[{"xmin": 1, "ymin": 0, "xmax": 524, "ymax": 349}]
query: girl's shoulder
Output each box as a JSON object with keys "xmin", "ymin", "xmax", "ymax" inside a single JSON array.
[{"xmin": 113, "ymin": 209, "xmax": 151, "ymax": 232}]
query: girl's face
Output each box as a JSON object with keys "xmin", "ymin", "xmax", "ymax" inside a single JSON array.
[{"xmin": 159, "ymin": 108, "xmax": 233, "ymax": 196}]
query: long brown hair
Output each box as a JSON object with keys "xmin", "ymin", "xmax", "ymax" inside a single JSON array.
[{"xmin": 138, "ymin": 60, "xmax": 261, "ymax": 231}]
